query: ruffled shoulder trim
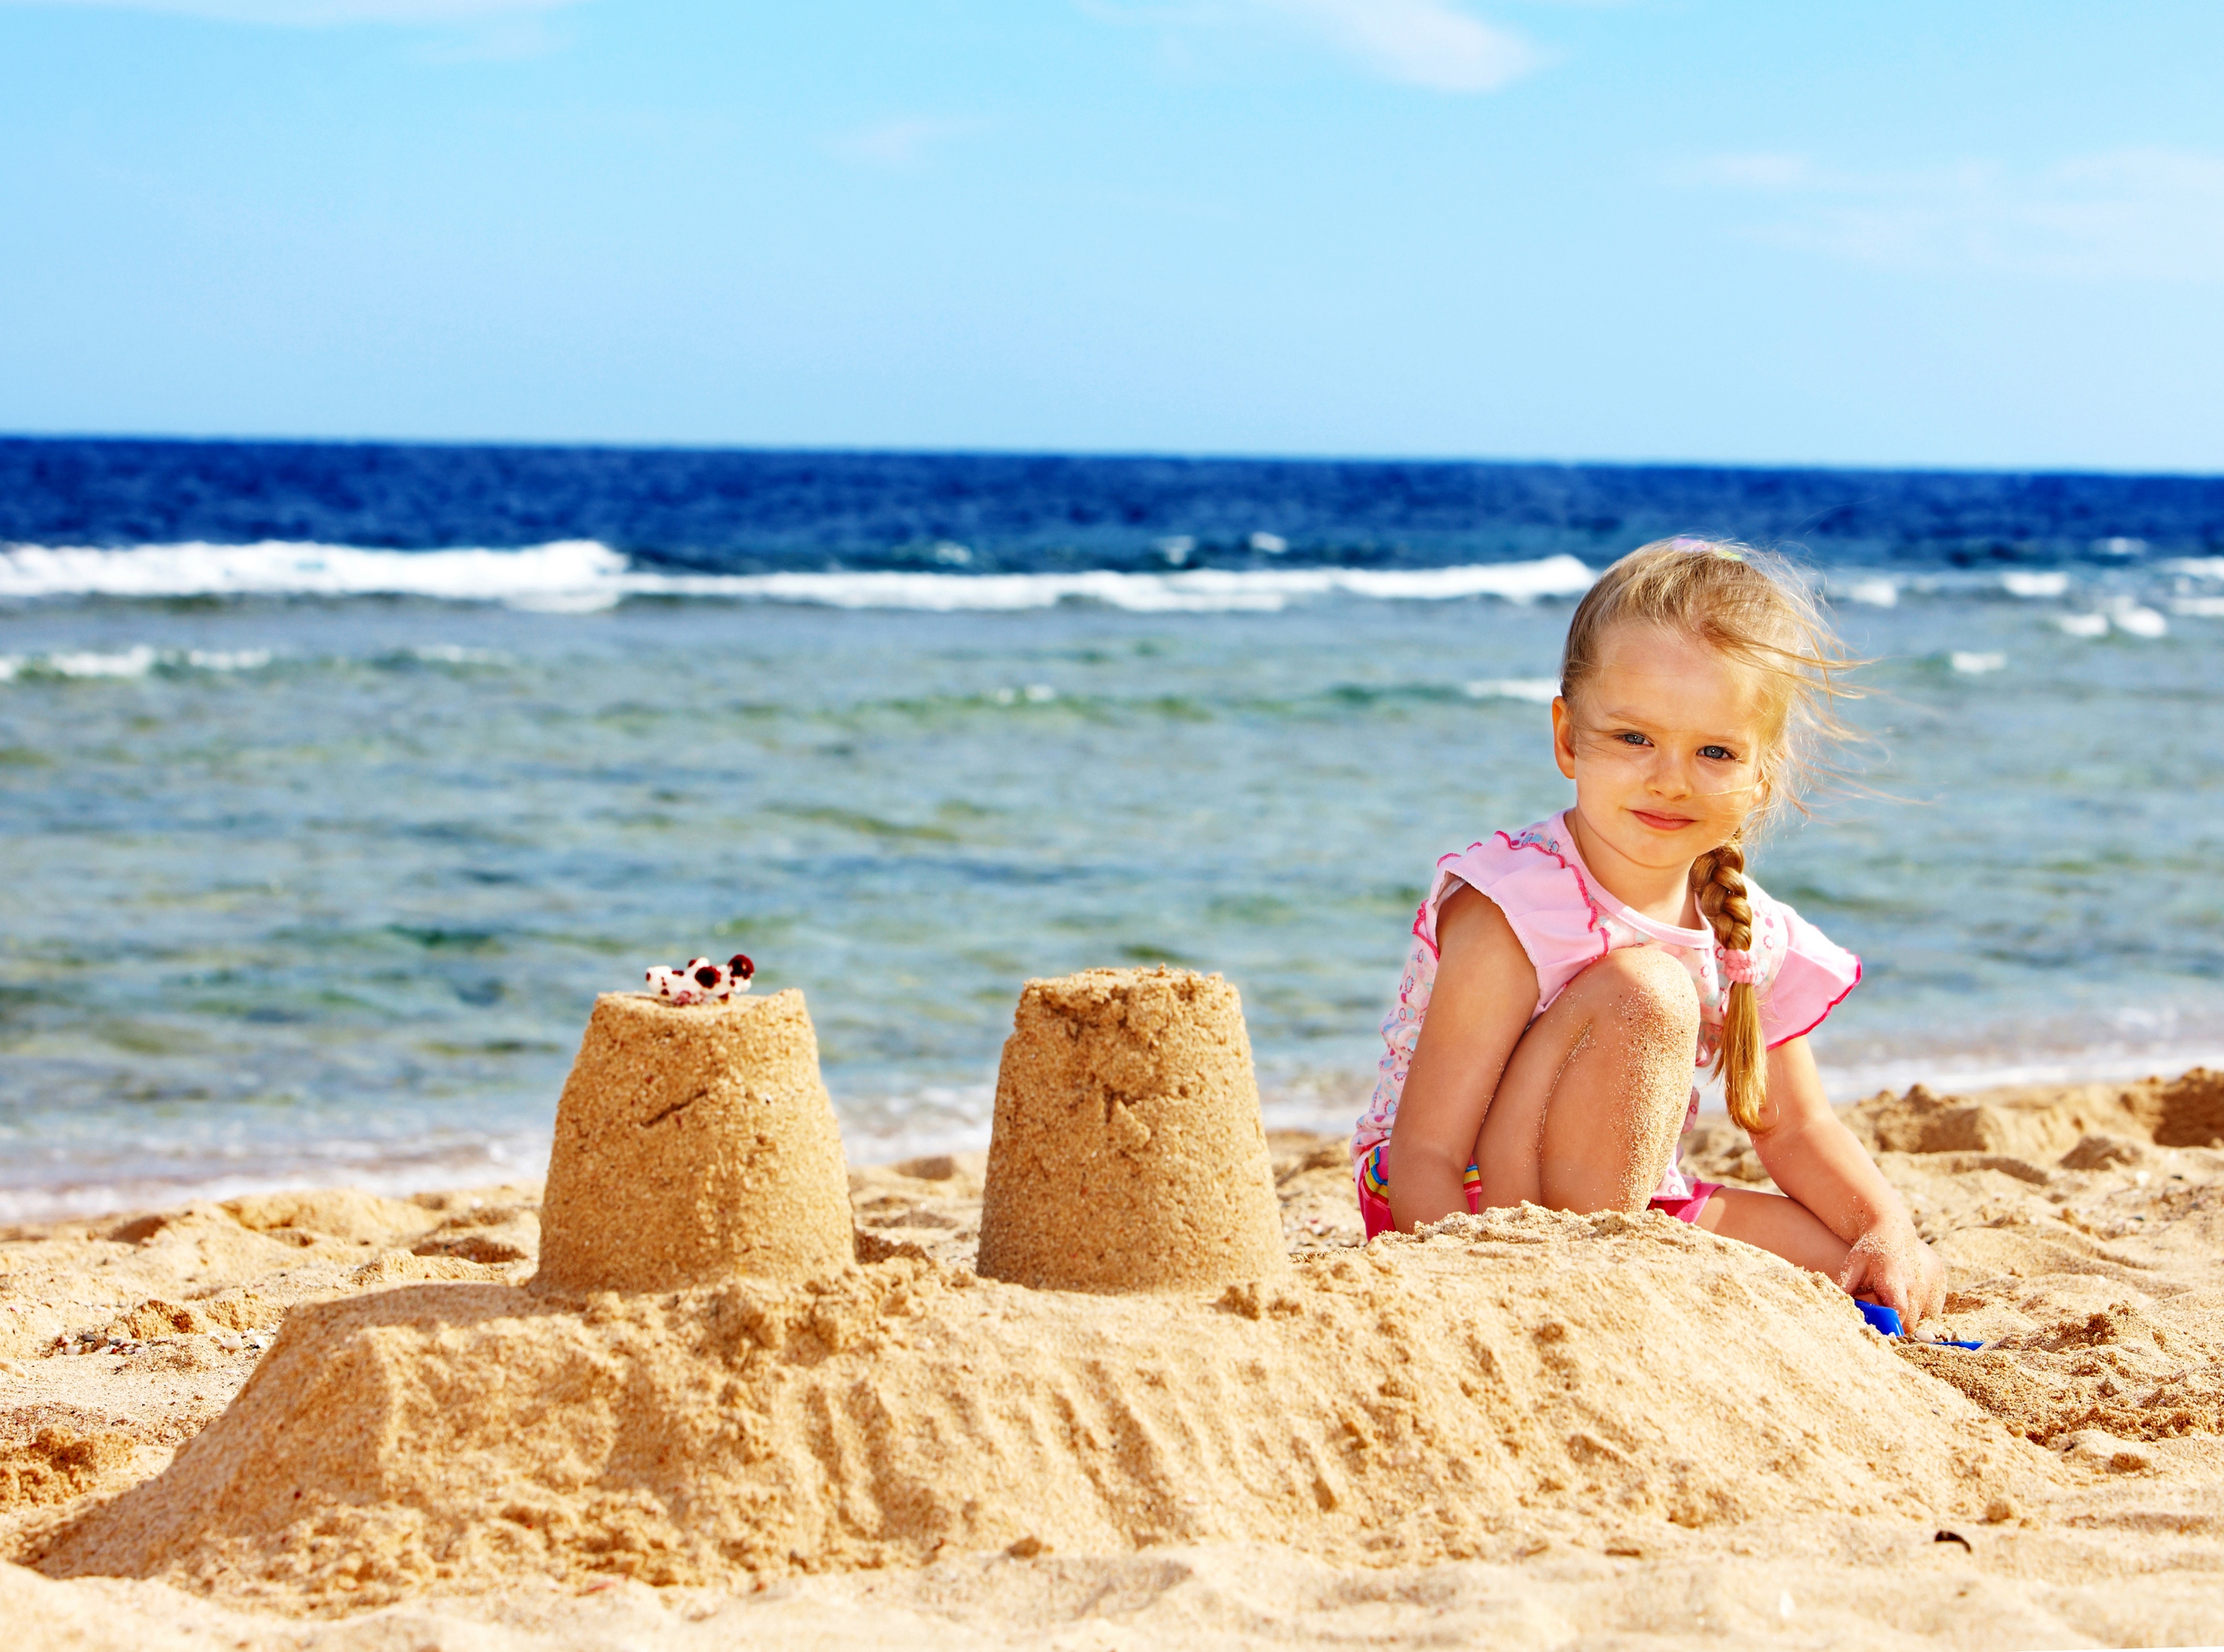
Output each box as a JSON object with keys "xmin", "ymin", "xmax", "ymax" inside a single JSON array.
[
  {"xmin": 1414, "ymin": 826, "xmax": 1612, "ymax": 1016},
  {"xmin": 1747, "ymin": 888, "xmax": 1863, "ymax": 1048}
]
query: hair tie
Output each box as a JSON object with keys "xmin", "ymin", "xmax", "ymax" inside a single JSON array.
[{"xmin": 1717, "ymin": 947, "xmax": 1759, "ymax": 986}]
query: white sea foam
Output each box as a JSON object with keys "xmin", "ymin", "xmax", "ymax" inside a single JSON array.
[
  {"xmin": 2000, "ymin": 571, "xmax": 2070, "ymax": 599},
  {"xmin": 1948, "ymin": 651, "xmax": 2007, "ymax": 674},
  {"xmin": 2105, "ymin": 599, "xmax": 2169, "ymax": 638},
  {"xmin": 186, "ymin": 649, "xmax": 274, "ymax": 671},
  {"xmin": 1464, "ymin": 677, "xmax": 1559, "ymax": 704},
  {"xmin": 1323, "ymin": 560, "xmax": 1593, "ymax": 602},
  {"xmin": 2055, "ymin": 599, "xmax": 2171, "ymax": 639},
  {"xmin": 0, "ymin": 645, "xmax": 277, "ymax": 684},
  {"xmin": 2171, "ymin": 596, "xmax": 2224, "ymax": 618},
  {"xmin": 401, "ymin": 644, "xmax": 510, "ymax": 666},
  {"xmin": 0, "ymin": 538, "xmax": 626, "ymax": 603},
  {"xmin": 2166, "ymin": 556, "xmax": 2224, "ymax": 582},
  {"xmin": 37, "ymin": 646, "xmax": 159, "ymax": 678},
  {"xmin": 1836, "ymin": 577, "xmax": 1899, "ymax": 608},
  {"xmin": 0, "ymin": 541, "xmax": 1597, "ymax": 613},
  {"xmin": 642, "ymin": 560, "xmax": 1600, "ymax": 612},
  {"xmin": 641, "ymin": 568, "xmax": 1291, "ymax": 612},
  {"xmin": 504, "ymin": 588, "xmax": 626, "ymax": 615}
]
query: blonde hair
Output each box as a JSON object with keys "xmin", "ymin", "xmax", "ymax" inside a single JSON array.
[{"xmin": 1558, "ymin": 537, "xmax": 1860, "ymax": 1131}]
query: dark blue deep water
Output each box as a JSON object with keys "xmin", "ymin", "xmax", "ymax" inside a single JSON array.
[{"xmin": 5, "ymin": 436, "xmax": 2220, "ymax": 571}]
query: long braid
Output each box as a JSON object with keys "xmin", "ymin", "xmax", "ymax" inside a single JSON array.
[{"xmin": 1691, "ymin": 836, "xmax": 1768, "ymax": 1131}]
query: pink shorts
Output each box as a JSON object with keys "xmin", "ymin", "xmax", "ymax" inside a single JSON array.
[{"xmin": 1355, "ymin": 1155, "xmax": 1721, "ymax": 1240}]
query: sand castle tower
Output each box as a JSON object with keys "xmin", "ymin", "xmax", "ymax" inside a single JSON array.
[
  {"xmin": 534, "ymin": 989, "xmax": 853, "ymax": 1294},
  {"xmin": 975, "ymin": 965, "xmax": 1287, "ymax": 1292}
]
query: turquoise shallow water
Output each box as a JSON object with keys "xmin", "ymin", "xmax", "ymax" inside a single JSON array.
[{"xmin": 4, "ymin": 585, "xmax": 2222, "ymax": 1218}]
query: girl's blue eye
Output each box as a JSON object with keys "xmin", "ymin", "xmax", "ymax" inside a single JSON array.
[
  {"xmin": 1699, "ymin": 745, "xmax": 1736, "ymax": 762},
  {"xmin": 1618, "ymin": 731, "xmax": 1650, "ymax": 747}
]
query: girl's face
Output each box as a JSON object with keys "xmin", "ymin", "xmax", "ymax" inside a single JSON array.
[{"xmin": 1551, "ymin": 622, "xmax": 1775, "ymax": 877}]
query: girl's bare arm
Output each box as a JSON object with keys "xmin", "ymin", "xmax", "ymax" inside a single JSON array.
[
  {"xmin": 1383, "ymin": 884, "xmax": 1539, "ymax": 1232},
  {"xmin": 1748, "ymin": 1036, "xmax": 1945, "ymax": 1321}
]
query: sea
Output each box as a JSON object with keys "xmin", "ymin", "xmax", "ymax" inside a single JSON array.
[{"xmin": 3, "ymin": 438, "xmax": 2221, "ymax": 1221}]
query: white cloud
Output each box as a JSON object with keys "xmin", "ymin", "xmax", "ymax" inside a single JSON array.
[
  {"xmin": 1256, "ymin": 0, "xmax": 1541, "ymax": 92},
  {"xmin": 8, "ymin": 0, "xmax": 578, "ymax": 22},
  {"xmin": 1677, "ymin": 148, "xmax": 2224, "ymax": 281},
  {"xmin": 832, "ymin": 117, "xmax": 989, "ymax": 169},
  {"xmin": 1080, "ymin": 0, "xmax": 1542, "ymax": 94}
]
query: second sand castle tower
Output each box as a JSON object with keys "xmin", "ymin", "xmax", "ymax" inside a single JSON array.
[
  {"xmin": 534, "ymin": 988, "xmax": 853, "ymax": 1294},
  {"xmin": 976, "ymin": 965, "xmax": 1287, "ymax": 1292}
]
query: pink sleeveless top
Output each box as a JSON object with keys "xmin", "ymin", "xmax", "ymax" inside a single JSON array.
[{"xmin": 1353, "ymin": 812, "xmax": 1862, "ymax": 1199}]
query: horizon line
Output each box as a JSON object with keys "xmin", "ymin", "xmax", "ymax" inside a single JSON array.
[{"xmin": 3, "ymin": 430, "xmax": 2222, "ymax": 485}]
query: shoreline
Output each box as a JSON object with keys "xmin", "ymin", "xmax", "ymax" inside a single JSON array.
[{"xmin": 17, "ymin": 1041, "xmax": 2224, "ymax": 1229}]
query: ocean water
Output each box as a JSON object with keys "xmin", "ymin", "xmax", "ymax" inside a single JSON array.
[{"xmin": 2, "ymin": 439, "xmax": 2221, "ymax": 1220}]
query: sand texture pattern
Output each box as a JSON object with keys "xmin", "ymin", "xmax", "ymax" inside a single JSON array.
[
  {"xmin": 534, "ymin": 992, "xmax": 851, "ymax": 1294},
  {"xmin": 9, "ymin": 1073, "xmax": 2224, "ymax": 1650},
  {"xmin": 975, "ymin": 968, "xmax": 1286, "ymax": 1292},
  {"xmin": 31, "ymin": 1207, "xmax": 2047, "ymax": 1608}
]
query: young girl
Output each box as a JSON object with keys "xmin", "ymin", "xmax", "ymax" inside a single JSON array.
[{"xmin": 1354, "ymin": 538, "xmax": 1944, "ymax": 1325}]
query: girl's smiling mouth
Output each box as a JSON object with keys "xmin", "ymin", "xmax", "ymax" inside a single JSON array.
[{"xmin": 1630, "ymin": 809, "xmax": 1697, "ymax": 832}]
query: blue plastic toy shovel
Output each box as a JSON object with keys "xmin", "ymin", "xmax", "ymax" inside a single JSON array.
[{"xmin": 1856, "ymin": 1300, "xmax": 1983, "ymax": 1348}]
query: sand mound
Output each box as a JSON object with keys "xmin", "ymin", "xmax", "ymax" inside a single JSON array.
[
  {"xmin": 2128, "ymin": 1067, "xmax": 2224, "ymax": 1148},
  {"xmin": 1, "ymin": 1431, "xmax": 140, "ymax": 1512},
  {"xmin": 1830, "ymin": 1070, "xmax": 2224, "ymax": 1162},
  {"xmin": 1897, "ymin": 1343, "xmax": 2224, "ymax": 1446},
  {"xmin": 32, "ymin": 1206, "xmax": 2050, "ymax": 1609},
  {"xmin": 1676, "ymin": 1075, "xmax": 2224, "ymax": 1457},
  {"xmin": 220, "ymin": 1191, "xmax": 445, "ymax": 1249},
  {"xmin": 534, "ymin": 991, "xmax": 852, "ymax": 1294},
  {"xmin": 346, "ymin": 1253, "xmax": 496, "ymax": 1290},
  {"xmin": 977, "ymin": 968, "xmax": 1285, "ymax": 1292},
  {"xmin": 98, "ymin": 1294, "xmax": 277, "ymax": 1343}
]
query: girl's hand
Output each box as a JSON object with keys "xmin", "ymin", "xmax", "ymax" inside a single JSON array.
[
  {"xmin": 1750, "ymin": 1040, "xmax": 1948, "ymax": 1329},
  {"xmin": 1839, "ymin": 1222, "xmax": 1946, "ymax": 1327}
]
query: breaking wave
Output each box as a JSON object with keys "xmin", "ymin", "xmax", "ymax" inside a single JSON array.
[{"xmin": 0, "ymin": 541, "xmax": 1598, "ymax": 612}]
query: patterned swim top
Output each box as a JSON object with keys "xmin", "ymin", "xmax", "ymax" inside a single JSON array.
[{"xmin": 1352, "ymin": 812, "xmax": 1862, "ymax": 1198}]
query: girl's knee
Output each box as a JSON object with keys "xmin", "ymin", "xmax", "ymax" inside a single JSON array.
[{"xmin": 1571, "ymin": 945, "xmax": 1700, "ymax": 1037}]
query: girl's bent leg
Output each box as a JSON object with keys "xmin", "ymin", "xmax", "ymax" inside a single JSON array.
[
  {"xmin": 1694, "ymin": 1186, "xmax": 1853, "ymax": 1278},
  {"xmin": 1471, "ymin": 945, "xmax": 1700, "ymax": 1215}
]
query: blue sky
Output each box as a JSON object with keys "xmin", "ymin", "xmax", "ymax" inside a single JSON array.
[{"xmin": 2, "ymin": 1, "xmax": 2219, "ymax": 469}]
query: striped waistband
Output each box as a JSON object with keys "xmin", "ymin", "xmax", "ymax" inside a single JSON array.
[{"xmin": 1359, "ymin": 1140, "xmax": 1482, "ymax": 1199}]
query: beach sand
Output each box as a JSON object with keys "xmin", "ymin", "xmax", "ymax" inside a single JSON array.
[{"xmin": 5, "ymin": 1070, "xmax": 2224, "ymax": 1650}]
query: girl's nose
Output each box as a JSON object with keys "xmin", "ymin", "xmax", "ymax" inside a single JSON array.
[{"xmin": 1649, "ymin": 756, "xmax": 1697, "ymax": 799}]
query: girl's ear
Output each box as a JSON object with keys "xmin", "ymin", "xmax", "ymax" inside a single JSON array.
[{"xmin": 1550, "ymin": 697, "xmax": 1578, "ymax": 780}]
